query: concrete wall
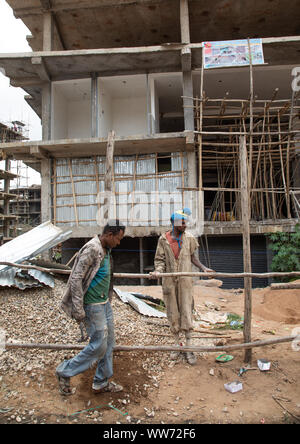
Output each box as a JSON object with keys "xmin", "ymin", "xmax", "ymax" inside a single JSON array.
[
  {"xmin": 51, "ymin": 79, "xmax": 91, "ymax": 139},
  {"xmin": 51, "ymin": 84, "xmax": 67, "ymax": 139},
  {"xmin": 111, "ymin": 96, "xmax": 148, "ymax": 137},
  {"xmin": 98, "ymin": 75, "xmax": 148, "ymax": 137},
  {"xmin": 66, "ymin": 99, "xmax": 91, "ymax": 139},
  {"xmin": 99, "ymin": 81, "xmax": 112, "ymax": 138}
]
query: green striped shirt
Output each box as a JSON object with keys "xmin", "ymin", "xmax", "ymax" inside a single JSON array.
[{"xmin": 84, "ymin": 253, "xmax": 111, "ymax": 304}]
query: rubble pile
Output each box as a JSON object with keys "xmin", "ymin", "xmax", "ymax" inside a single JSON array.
[{"xmin": 0, "ymin": 279, "xmax": 219, "ymax": 382}]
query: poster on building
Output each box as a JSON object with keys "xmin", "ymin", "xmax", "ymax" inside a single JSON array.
[{"xmin": 203, "ymin": 39, "xmax": 264, "ymax": 69}]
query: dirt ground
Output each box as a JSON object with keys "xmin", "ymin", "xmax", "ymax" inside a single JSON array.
[{"xmin": 0, "ymin": 279, "xmax": 299, "ymax": 425}]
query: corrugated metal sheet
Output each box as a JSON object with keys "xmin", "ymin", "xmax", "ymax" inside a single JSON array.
[
  {"xmin": 55, "ymin": 153, "xmax": 188, "ymax": 226},
  {"xmin": 0, "ymin": 221, "xmax": 72, "ymax": 289},
  {"xmin": 114, "ymin": 288, "xmax": 166, "ymax": 318}
]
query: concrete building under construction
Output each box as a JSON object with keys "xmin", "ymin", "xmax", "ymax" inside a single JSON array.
[{"xmin": 0, "ymin": 0, "xmax": 299, "ymax": 286}]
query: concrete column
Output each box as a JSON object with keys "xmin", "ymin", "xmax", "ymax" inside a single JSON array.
[
  {"xmin": 182, "ymin": 71, "xmax": 197, "ymax": 189},
  {"xmin": 91, "ymin": 73, "xmax": 99, "ymax": 138},
  {"xmin": 180, "ymin": 1, "xmax": 197, "ymax": 189},
  {"xmin": 41, "ymin": 15, "xmax": 53, "ymax": 234},
  {"xmin": 43, "ymin": 11, "xmax": 54, "ymax": 52}
]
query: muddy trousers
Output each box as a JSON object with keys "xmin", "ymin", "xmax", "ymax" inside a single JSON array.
[{"xmin": 56, "ymin": 301, "xmax": 115, "ymax": 389}]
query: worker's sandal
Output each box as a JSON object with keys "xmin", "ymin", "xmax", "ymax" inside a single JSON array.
[
  {"xmin": 92, "ymin": 381, "xmax": 123, "ymax": 393},
  {"xmin": 56, "ymin": 373, "xmax": 72, "ymax": 396},
  {"xmin": 185, "ymin": 352, "xmax": 197, "ymax": 365}
]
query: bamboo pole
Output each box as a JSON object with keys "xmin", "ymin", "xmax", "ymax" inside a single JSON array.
[
  {"xmin": 4, "ymin": 335, "xmax": 298, "ymax": 353},
  {"xmin": 68, "ymin": 158, "xmax": 79, "ymax": 227},
  {"xmin": 247, "ymin": 38, "xmax": 254, "ymax": 191}
]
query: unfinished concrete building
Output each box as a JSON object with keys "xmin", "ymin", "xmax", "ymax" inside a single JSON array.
[
  {"xmin": 9, "ymin": 185, "xmax": 41, "ymax": 228},
  {"xmin": 0, "ymin": 121, "xmax": 28, "ymax": 242},
  {"xmin": 0, "ymin": 0, "xmax": 299, "ymax": 286}
]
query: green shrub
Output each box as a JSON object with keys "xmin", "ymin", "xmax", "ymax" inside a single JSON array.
[{"xmin": 266, "ymin": 224, "xmax": 300, "ymax": 282}]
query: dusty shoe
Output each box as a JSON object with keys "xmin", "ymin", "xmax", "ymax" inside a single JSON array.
[
  {"xmin": 170, "ymin": 350, "xmax": 181, "ymax": 360},
  {"xmin": 92, "ymin": 381, "xmax": 123, "ymax": 393},
  {"xmin": 185, "ymin": 352, "xmax": 197, "ymax": 365}
]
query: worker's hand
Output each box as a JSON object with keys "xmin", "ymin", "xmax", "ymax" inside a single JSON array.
[
  {"xmin": 149, "ymin": 271, "xmax": 160, "ymax": 280},
  {"xmin": 77, "ymin": 320, "xmax": 89, "ymax": 342},
  {"xmin": 202, "ymin": 267, "xmax": 215, "ymax": 274}
]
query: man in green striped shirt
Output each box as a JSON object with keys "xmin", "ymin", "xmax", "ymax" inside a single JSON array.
[{"xmin": 57, "ymin": 220, "xmax": 125, "ymax": 395}]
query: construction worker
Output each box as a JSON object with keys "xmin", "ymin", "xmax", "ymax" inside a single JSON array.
[
  {"xmin": 150, "ymin": 208, "xmax": 213, "ymax": 365},
  {"xmin": 56, "ymin": 220, "xmax": 125, "ymax": 395}
]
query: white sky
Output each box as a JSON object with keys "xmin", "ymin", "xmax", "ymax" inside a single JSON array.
[{"xmin": 0, "ymin": 1, "xmax": 41, "ymax": 185}]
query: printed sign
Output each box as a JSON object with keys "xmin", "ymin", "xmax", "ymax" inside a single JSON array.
[{"xmin": 203, "ymin": 39, "xmax": 264, "ymax": 69}]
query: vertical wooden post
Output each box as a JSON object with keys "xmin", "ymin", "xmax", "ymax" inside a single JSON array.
[
  {"xmin": 104, "ymin": 131, "xmax": 115, "ymax": 222},
  {"xmin": 239, "ymin": 135, "xmax": 252, "ymax": 363}
]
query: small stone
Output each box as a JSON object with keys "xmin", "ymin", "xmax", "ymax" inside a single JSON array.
[{"xmin": 209, "ymin": 368, "xmax": 215, "ymax": 376}]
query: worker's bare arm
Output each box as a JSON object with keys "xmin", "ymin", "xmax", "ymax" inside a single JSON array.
[{"xmin": 191, "ymin": 253, "xmax": 214, "ymax": 273}]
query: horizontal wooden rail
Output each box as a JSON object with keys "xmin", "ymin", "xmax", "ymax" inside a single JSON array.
[
  {"xmin": 3, "ymin": 335, "xmax": 298, "ymax": 353},
  {"xmin": 1, "ymin": 261, "xmax": 300, "ymax": 279}
]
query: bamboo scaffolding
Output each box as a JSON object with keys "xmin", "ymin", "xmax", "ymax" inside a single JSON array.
[{"xmin": 194, "ymin": 88, "xmax": 298, "ymax": 222}]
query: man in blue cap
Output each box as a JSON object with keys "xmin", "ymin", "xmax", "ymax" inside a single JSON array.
[{"xmin": 150, "ymin": 208, "xmax": 213, "ymax": 365}]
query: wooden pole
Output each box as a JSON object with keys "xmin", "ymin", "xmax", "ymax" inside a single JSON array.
[
  {"xmin": 104, "ymin": 130, "xmax": 115, "ymax": 222},
  {"xmin": 1, "ymin": 262, "xmax": 300, "ymax": 279},
  {"xmin": 239, "ymin": 135, "xmax": 253, "ymax": 363},
  {"xmin": 4, "ymin": 335, "xmax": 298, "ymax": 353},
  {"xmin": 68, "ymin": 158, "xmax": 79, "ymax": 227}
]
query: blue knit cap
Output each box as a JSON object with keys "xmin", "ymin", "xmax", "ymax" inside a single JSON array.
[{"xmin": 170, "ymin": 207, "xmax": 191, "ymax": 222}]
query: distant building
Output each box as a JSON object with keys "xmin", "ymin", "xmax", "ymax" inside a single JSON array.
[{"xmin": 9, "ymin": 185, "xmax": 41, "ymax": 228}]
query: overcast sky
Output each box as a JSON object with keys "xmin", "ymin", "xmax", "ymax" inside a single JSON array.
[{"xmin": 0, "ymin": 1, "xmax": 41, "ymax": 185}]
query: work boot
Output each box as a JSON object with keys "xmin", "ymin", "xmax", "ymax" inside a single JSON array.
[{"xmin": 170, "ymin": 333, "xmax": 181, "ymax": 360}]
